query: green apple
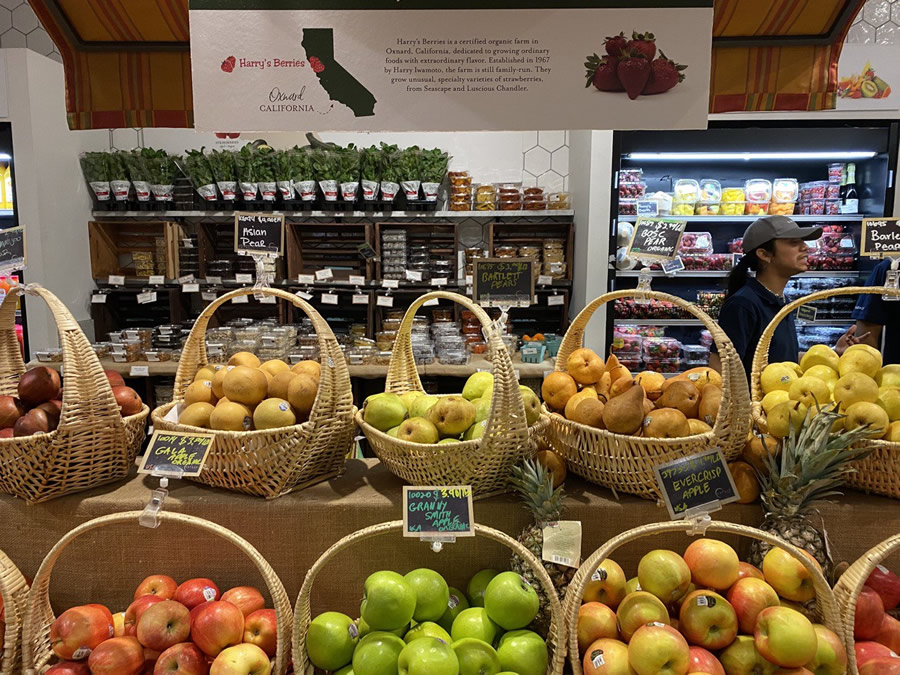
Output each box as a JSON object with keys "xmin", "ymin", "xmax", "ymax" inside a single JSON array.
[
  {"xmin": 400, "ymin": 391, "xmax": 424, "ymax": 411},
  {"xmin": 410, "ymin": 395, "xmax": 440, "ymax": 419},
  {"xmin": 358, "ymin": 616, "xmax": 408, "ymax": 639},
  {"xmin": 336, "ymin": 666, "xmax": 354, "ymax": 675},
  {"xmin": 452, "ymin": 638, "xmax": 501, "ymax": 675},
  {"xmin": 353, "ymin": 631, "xmax": 407, "ymax": 675},
  {"xmin": 364, "ymin": 393, "xmax": 408, "ymax": 432},
  {"xmin": 463, "ymin": 420, "xmax": 487, "ymax": 441},
  {"xmin": 450, "ymin": 608, "xmax": 501, "ymax": 645},
  {"xmin": 405, "ymin": 569, "xmax": 450, "ymax": 622},
  {"xmin": 361, "ymin": 571, "xmax": 417, "ymax": 631},
  {"xmin": 307, "ymin": 611, "xmax": 359, "ymax": 670},
  {"xmin": 467, "ymin": 570, "xmax": 500, "ymax": 607},
  {"xmin": 519, "ymin": 386, "xmax": 542, "ymax": 426},
  {"xmin": 483, "ymin": 572, "xmax": 540, "ymax": 630},
  {"xmin": 496, "ymin": 631, "xmax": 548, "ymax": 675},
  {"xmin": 472, "ymin": 397, "xmax": 491, "ymax": 423},
  {"xmin": 398, "ymin": 637, "xmax": 460, "ymax": 675},
  {"xmin": 438, "ymin": 588, "xmax": 470, "ymax": 633},
  {"xmin": 463, "ymin": 372, "xmax": 494, "ymax": 401},
  {"xmin": 405, "ymin": 621, "xmax": 452, "ymax": 644}
]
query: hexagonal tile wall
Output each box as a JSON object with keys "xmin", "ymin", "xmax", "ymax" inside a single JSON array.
[
  {"xmin": 848, "ymin": 0, "xmax": 900, "ymax": 44},
  {"xmin": 0, "ymin": 1, "xmax": 60, "ymax": 61},
  {"xmin": 522, "ymin": 130, "xmax": 569, "ymax": 193}
]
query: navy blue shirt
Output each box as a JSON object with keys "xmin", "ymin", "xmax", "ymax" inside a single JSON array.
[
  {"xmin": 852, "ymin": 259, "xmax": 898, "ymax": 364},
  {"xmin": 717, "ymin": 278, "xmax": 799, "ymax": 379}
]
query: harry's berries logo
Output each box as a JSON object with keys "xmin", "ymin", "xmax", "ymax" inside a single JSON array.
[
  {"xmin": 221, "ymin": 56, "xmax": 236, "ymax": 73},
  {"xmin": 215, "ymin": 133, "xmax": 241, "ymax": 139},
  {"xmin": 309, "ymin": 56, "xmax": 325, "ymax": 73}
]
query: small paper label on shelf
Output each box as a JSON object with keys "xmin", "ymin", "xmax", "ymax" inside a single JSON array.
[
  {"xmin": 108, "ymin": 275, "xmax": 125, "ymax": 286},
  {"xmin": 297, "ymin": 274, "xmax": 315, "ymax": 285},
  {"xmin": 316, "ymin": 268, "xmax": 334, "ymax": 281},
  {"xmin": 321, "ymin": 293, "xmax": 339, "ymax": 305},
  {"xmin": 637, "ymin": 200, "xmax": 658, "ymax": 216},
  {"xmin": 797, "ymin": 305, "xmax": 817, "ymax": 322},
  {"xmin": 423, "ymin": 298, "xmax": 439, "ymax": 307},
  {"xmin": 178, "ymin": 274, "xmax": 194, "ymax": 284},
  {"xmin": 548, "ymin": 294, "xmax": 564, "ymax": 306},
  {"xmin": 432, "ymin": 277, "xmax": 448, "ymax": 287},
  {"xmin": 377, "ymin": 295, "xmax": 394, "ymax": 307},
  {"xmin": 296, "ymin": 290, "xmax": 313, "ymax": 300},
  {"xmin": 353, "ymin": 294, "xmax": 368, "ymax": 304},
  {"xmin": 201, "ymin": 291, "xmax": 217, "ymax": 301},
  {"xmin": 149, "ymin": 275, "xmax": 165, "ymax": 285},
  {"xmin": 663, "ymin": 256, "xmax": 685, "ymax": 275},
  {"xmin": 92, "ymin": 294, "xmax": 107, "ymax": 304},
  {"xmin": 349, "ymin": 275, "xmax": 366, "ymax": 286},
  {"xmin": 231, "ymin": 294, "xmax": 249, "ymax": 304},
  {"xmin": 235, "ymin": 273, "xmax": 253, "ymax": 284},
  {"xmin": 541, "ymin": 521, "xmax": 581, "ymax": 569},
  {"xmin": 130, "ymin": 365, "xmax": 150, "ymax": 377},
  {"xmin": 258, "ymin": 295, "xmax": 277, "ymax": 304},
  {"xmin": 537, "ymin": 275, "xmax": 553, "ymax": 286},
  {"xmin": 465, "ymin": 275, "xmax": 473, "ymax": 285},
  {"xmin": 205, "ymin": 276, "xmax": 222, "ymax": 285},
  {"xmin": 137, "ymin": 291, "xmax": 157, "ymax": 305},
  {"xmin": 405, "ymin": 269, "xmax": 423, "ymax": 282},
  {"xmin": 403, "ymin": 486, "xmax": 474, "ymax": 538},
  {"xmin": 182, "ymin": 283, "xmax": 200, "ymax": 293},
  {"xmin": 382, "ymin": 279, "xmax": 400, "ymax": 289}
]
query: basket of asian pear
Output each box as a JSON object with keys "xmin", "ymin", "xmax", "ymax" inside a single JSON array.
[
  {"xmin": 750, "ymin": 286, "xmax": 900, "ymax": 499},
  {"xmin": 150, "ymin": 286, "xmax": 355, "ymax": 499},
  {"xmin": 0, "ymin": 284, "xmax": 149, "ymax": 503},
  {"xmin": 0, "ymin": 546, "xmax": 29, "ymax": 674},
  {"xmin": 356, "ymin": 290, "xmax": 547, "ymax": 499},
  {"xmin": 542, "ymin": 289, "xmax": 750, "ymax": 500}
]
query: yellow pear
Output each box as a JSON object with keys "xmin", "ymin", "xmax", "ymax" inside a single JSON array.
[
  {"xmin": 761, "ymin": 390, "xmax": 791, "ymax": 415},
  {"xmin": 800, "ymin": 345, "xmax": 839, "ymax": 373},
  {"xmin": 878, "ymin": 389, "xmax": 900, "ymax": 422},
  {"xmin": 564, "ymin": 389, "xmax": 598, "ymax": 420},
  {"xmin": 876, "ymin": 364, "xmax": 900, "ymax": 388},
  {"xmin": 688, "ymin": 419, "xmax": 713, "ymax": 435},
  {"xmin": 838, "ymin": 348, "xmax": 881, "ymax": 379},
  {"xmin": 760, "ymin": 363, "xmax": 798, "ymax": 394},
  {"xmin": 844, "ymin": 401, "xmax": 889, "ymax": 439},
  {"xmin": 803, "ymin": 365, "xmax": 839, "ymax": 391},
  {"xmin": 767, "ymin": 400, "xmax": 809, "ymax": 439},
  {"xmin": 788, "ymin": 376, "xmax": 831, "ymax": 410},
  {"xmin": 845, "ymin": 343, "xmax": 883, "ymax": 364},
  {"xmin": 833, "ymin": 372, "xmax": 880, "ymax": 410},
  {"xmin": 884, "ymin": 420, "xmax": 900, "ymax": 442}
]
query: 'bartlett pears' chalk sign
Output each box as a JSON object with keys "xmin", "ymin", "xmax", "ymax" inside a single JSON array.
[
  {"xmin": 627, "ymin": 217, "xmax": 687, "ymax": 261},
  {"xmin": 653, "ymin": 449, "xmax": 739, "ymax": 520},
  {"xmin": 473, "ymin": 258, "xmax": 534, "ymax": 307},
  {"xmin": 862, "ymin": 218, "xmax": 900, "ymax": 257},
  {"xmin": 0, "ymin": 226, "xmax": 25, "ymax": 271},
  {"xmin": 138, "ymin": 430, "xmax": 215, "ymax": 477},
  {"xmin": 234, "ymin": 213, "xmax": 284, "ymax": 255},
  {"xmin": 403, "ymin": 486, "xmax": 475, "ymax": 538}
]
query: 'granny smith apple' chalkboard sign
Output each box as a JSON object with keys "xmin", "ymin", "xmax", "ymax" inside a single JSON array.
[
  {"xmin": 138, "ymin": 430, "xmax": 215, "ymax": 477},
  {"xmin": 403, "ymin": 486, "xmax": 474, "ymax": 538},
  {"xmin": 627, "ymin": 217, "xmax": 686, "ymax": 261},
  {"xmin": 234, "ymin": 213, "xmax": 284, "ymax": 255},
  {"xmin": 653, "ymin": 449, "xmax": 739, "ymax": 520}
]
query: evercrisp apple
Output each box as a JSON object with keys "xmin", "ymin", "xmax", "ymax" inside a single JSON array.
[
  {"xmin": 754, "ymin": 606, "xmax": 818, "ymax": 668},
  {"xmin": 125, "ymin": 595, "xmax": 165, "ymax": 636},
  {"xmin": 134, "ymin": 575, "xmax": 178, "ymax": 602},
  {"xmin": 736, "ymin": 562, "xmax": 765, "ymax": 582},
  {"xmin": 220, "ymin": 586, "xmax": 265, "ymax": 618},
  {"xmin": 87, "ymin": 636, "xmax": 145, "ymax": 675},
  {"xmin": 136, "ymin": 600, "xmax": 191, "ymax": 652},
  {"xmin": 855, "ymin": 586, "xmax": 886, "ymax": 640},
  {"xmin": 582, "ymin": 559, "xmax": 627, "ymax": 609},
  {"xmin": 582, "ymin": 638, "xmax": 634, "ymax": 675},
  {"xmin": 45, "ymin": 663, "xmax": 91, "ymax": 674},
  {"xmin": 688, "ymin": 646, "xmax": 725, "ymax": 675},
  {"xmin": 174, "ymin": 578, "xmax": 220, "ymax": 610},
  {"xmin": 154, "ymin": 642, "xmax": 210, "ymax": 675},
  {"xmin": 50, "ymin": 604, "xmax": 115, "ymax": 660},
  {"xmin": 637, "ymin": 550, "xmax": 692, "ymax": 604},
  {"xmin": 191, "ymin": 601, "xmax": 245, "ymax": 657},
  {"xmin": 762, "ymin": 547, "xmax": 817, "ymax": 603},
  {"xmin": 876, "ymin": 613, "xmax": 900, "ymax": 653},
  {"xmin": 859, "ymin": 657, "xmax": 900, "ymax": 674},
  {"xmin": 143, "ymin": 646, "xmax": 161, "ymax": 671},
  {"xmin": 683, "ymin": 539, "xmax": 740, "ymax": 590},
  {"xmin": 243, "ymin": 609, "xmax": 277, "ymax": 658},
  {"xmin": 627, "ymin": 622, "xmax": 690, "ymax": 675},
  {"xmin": 727, "ymin": 577, "xmax": 781, "ymax": 634},
  {"xmin": 209, "ymin": 643, "xmax": 271, "ymax": 675},
  {"xmin": 577, "ymin": 602, "xmax": 618, "ymax": 654},
  {"xmin": 720, "ymin": 634, "xmax": 778, "ymax": 675},
  {"xmin": 805, "ymin": 624, "xmax": 848, "ymax": 675},
  {"xmin": 678, "ymin": 590, "xmax": 738, "ymax": 650},
  {"xmin": 856, "ymin": 640, "xmax": 900, "ymax": 667},
  {"xmin": 866, "ymin": 565, "xmax": 900, "ymax": 610},
  {"xmin": 85, "ymin": 604, "xmax": 115, "ymax": 628},
  {"xmin": 615, "ymin": 591, "xmax": 669, "ymax": 641}
]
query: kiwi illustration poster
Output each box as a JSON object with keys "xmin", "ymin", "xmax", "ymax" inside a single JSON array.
[
  {"xmin": 837, "ymin": 44, "xmax": 900, "ymax": 111},
  {"xmin": 188, "ymin": 1, "xmax": 712, "ymax": 131}
]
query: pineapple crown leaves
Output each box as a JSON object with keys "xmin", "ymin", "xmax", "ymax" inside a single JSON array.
[{"xmin": 510, "ymin": 459, "xmax": 566, "ymax": 525}]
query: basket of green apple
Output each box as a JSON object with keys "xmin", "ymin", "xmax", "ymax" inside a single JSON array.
[{"xmin": 294, "ymin": 520, "xmax": 566, "ymax": 675}]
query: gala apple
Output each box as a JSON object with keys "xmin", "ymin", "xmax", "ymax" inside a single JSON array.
[
  {"xmin": 154, "ymin": 642, "xmax": 210, "ymax": 675},
  {"xmin": 191, "ymin": 600, "xmax": 244, "ymax": 657},
  {"xmin": 209, "ymin": 643, "xmax": 271, "ymax": 675},
  {"xmin": 134, "ymin": 575, "xmax": 178, "ymax": 602},
  {"xmin": 174, "ymin": 578, "xmax": 220, "ymax": 610},
  {"xmin": 220, "ymin": 586, "xmax": 265, "ymax": 618},
  {"xmin": 87, "ymin": 636, "xmax": 144, "ymax": 675},
  {"xmin": 50, "ymin": 605, "xmax": 115, "ymax": 660},
  {"xmin": 243, "ymin": 609, "xmax": 277, "ymax": 658},
  {"xmin": 136, "ymin": 600, "xmax": 191, "ymax": 652}
]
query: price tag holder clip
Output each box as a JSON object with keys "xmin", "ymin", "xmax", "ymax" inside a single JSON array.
[{"xmin": 635, "ymin": 267, "xmax": 653, "ymax": 305}]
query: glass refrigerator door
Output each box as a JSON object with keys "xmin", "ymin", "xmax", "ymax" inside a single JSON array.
[{"xmin": 0, "ymin": 121, "xmax": 26, "ymax": 358}]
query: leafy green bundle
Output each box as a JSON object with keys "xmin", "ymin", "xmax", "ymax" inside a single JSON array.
[{"xmin": 80, "ymin": 152, "xmax": 112, "ymax": 183}]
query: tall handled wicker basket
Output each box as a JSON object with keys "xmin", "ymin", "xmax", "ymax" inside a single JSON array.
[
  {"xmin": 151, "ymin": 286, "xmax": 356, "ymax": 499},
  {"xmin": 22, "ymin": 511, "xmax": 293, "ymax": 675},
  {"xmin": 545, "ymin": 289, "xmax": 750, "ymax": 499},
  {"xmin": 292, "ymin": 520, "xmax": 566, "ymax": 675},
  {"xmin": 0, "ymin": 547, "xmax": 29, "ymax": 674},
  {"xmin": 356, "ymin": 291, "xmax": 545, "ymax": 499},
  {"xmin": 751, "ymin": 286, "xmax": 900, "ymax": 499},
  {"xmin": 0, "ymin": 285, "xmax": 148, "ymax": 503}
]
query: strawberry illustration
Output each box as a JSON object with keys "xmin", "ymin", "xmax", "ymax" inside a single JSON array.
[
  {"xmin": 220, "ymin": 56, "xmax": 236, "ymax": 73},
  {"xmin": 617, "ymin": 50, "xmax": 651, "ymax": 100},
  {"xmin": 604, "ymin": 32, "xmax": 628, "ymax": 59},
  {"xmin": 627, "ymin": 31, "xmax": 657, "ymax": 61},
  {"xmin": 643, "ymin": 50, "xmax": 687, "ymax": 95},
  {"xmin": 309, "ymin": 56, "xmax": 325, "ymax": 73},
  {"xmin": 584, "ymin": 53, "xmax": 623, "ymax": 91}
]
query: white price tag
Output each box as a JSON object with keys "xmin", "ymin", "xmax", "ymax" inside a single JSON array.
[
  {"xmin": 321, "ymin": 293, "xmax": 339, "ymax": 305},
  {"xmin": 297, "ymin": 274, "xmax": 315, "ymax": 285},
  {"xmin": 405, "ymin": 269, "xmax": 423, "ymax": 282},
  {"xmin": 235, "ymin": 273, "xmax": 253, "ymax": 284},
  {"xmin": 296, "ymin": 290, "xmax": 313, "ymax": 300},
  {"xmin": 423, "ymin": 298, "xmax": 439, "ymax": 307},
  {"xmin": 315, "ymin": 268, "xmax": 335, "ymax": 281},
  {"xmin": 548, "ymin": 294, "xmax": 565, "ymax": 306},
  {"xmin": 349, "ymin": 275, "xmax": 366, "ymax": 286},
  {"xmin": 465, "ymin": 275, "xmax": 473, "ymax": 285},
  {"xmin": 259, "ymin": 295, "xmax": 277, "ymax": 304},
  {"xmin": 130, "ymin": 365, "xmax": 149, "ymax": 377},
  {"xmin": 537, "ymin": 274, "xmax": 553, "ymax": 286},
  {"xmin": 231, "ymin": 294, "xmax": 249, "ymax": 304},
  {"xmin": 149, "ymin": 275, "xmax": 165, "ymax": 285},
  {"xmin": 377, "ymin": 295, "xmax": 394, "ymax": 307},
  {"xmin": 353, "ymin": 294, "xmax": 368, "ymax": 305},
  {"xmin": 92, "ymin": 294, "xmax": 107, "ymax": 304},
  {"xmin": 183, "ymin": 283, "xmax": 200, "ymax": 293},
  {"xmin": 382, "ymin": 279, "xmax": 400, "ymax": 289},
  {"xmin": 201, "ymin": 291, "xmax": 217, "ymax": 301},
  {"xmin": 108, "ymin": 275, "xmax": 125, "ymax": 286},
  {"xmin": 137, "ymin": 291, "xmax": 157, "ymax": 305},
  {"xmin": 432, "ymin": 277, "xmax": 448, "ymax": 287},
  {"xmin": 178, "ymin": 274, "xmax": 194, "ymax": 284},
  {"xmin": 205, "ymin": 276, "xmax": 223, "ymax": 285}
]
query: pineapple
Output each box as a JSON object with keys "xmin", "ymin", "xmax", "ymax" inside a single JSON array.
[
  {"xmin": 748, "ymin": 406, "xmax": 875, "ymax": 578},
  {"xmin": 509, "ymin": 459, "xmax": 575, "ymax": 635}
]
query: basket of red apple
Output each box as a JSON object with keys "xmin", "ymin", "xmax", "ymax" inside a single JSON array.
[
  {"xmin": 0, "ymin": 546, "xmax": 29, "ymax": 673},
  {"xmin": 293, "ymin": 520, "xmax": 567, "ymax": 675},
  {"xmin": 0, "ymin": 285, "xmax": 148, "ymax": 503},
  {"xmin": 834, "ymin": 533, "xmax": 900, "ymax": 673},
  {"xmin": 21, "ymin": 511, "xmax": 292, "ymax": 675},
  {"xmin": 541, "ymin": 290, "xmax": 750, "ymax": 500},
  {"xmin": 564, "ymin": 520, "xmax": 846, "ymax": 675}
]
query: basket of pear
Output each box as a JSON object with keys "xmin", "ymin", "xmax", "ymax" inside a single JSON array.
[
  {"xmin": 356, "ymin": 291, "xmax": 547, "ymax": 499},
  {"xmin": 151, "ymin": 287, "xmax": 355, "ymax": 499},
  {"xmin": 540, "ymin": 290, "xmax": 750, "ymax": 500},
  {"xmin": 751, "ymin": 285, "xmax": 900, "ymax": 499}
]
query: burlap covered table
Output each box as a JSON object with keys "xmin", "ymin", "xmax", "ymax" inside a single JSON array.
[{"xmin": 0, "ymin": 459, "xmax": 894, "ymax": 618}]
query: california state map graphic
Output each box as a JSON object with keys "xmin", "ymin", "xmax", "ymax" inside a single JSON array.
[{"xmin": 302, "ymin": 28, "xmax": 377, "ymax": 117}]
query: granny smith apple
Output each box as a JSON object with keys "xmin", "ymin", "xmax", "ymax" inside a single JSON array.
[
  {"xmin": 450, "ymin": 607, "xmax": 501, "ymax": 645},
  {"xmin": 361, "ymin": 571, "xmax": 417, "ymax": 631},
  {"xmin": 496, "ymin": 630, "xmax": 548, "ymax": 675},
  {"xmin": 438, "ymin": 588, "xmax": 470, "ymax": 633},
  {"xmin": 336, "ymin": 667, "xmax": 355, "ymax": 675},
  {"xmin": 358, "ymin": 616, "xmax": 409, "ymax": 639},
  {"xmin": 467, "ymin": 570, "xmax": 500, "ymax": 607},
  {"xmin": 405, "ymin": 621, "xmax": 452, "ymax": 644},
  {"xmin": 405, "ymin": 569, "xmax": 450, "ymax": 622},
  {"xmin": 452, "ymin": 638, "xmax": 501, "ymax": 675},
  {"xmin": 398, "ymin": 637, "xmax": 460, "ymax": 675},
  {"xmin": 307, "ymin": 611, "xmax": 359, "ymax": 670},
  {"xmin": 483, "ymin": 572, "xmax": 540, "ymax": 630},
  {"xmin": 353, "ymin": 631, "xmax": 407, "ymax": 675}
]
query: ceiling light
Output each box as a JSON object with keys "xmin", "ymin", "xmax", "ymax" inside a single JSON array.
[{"xmin": 624, "ymin": 151, "xmax": 878, "ymax": 161}]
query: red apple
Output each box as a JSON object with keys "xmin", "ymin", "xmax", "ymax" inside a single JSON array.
[
  {"xmin": 134, "ymin": 575, "xmax": 178, "ymax": 602},
  {"xmin": 688, "ymin": 646, "xmax": 724, "ymax": 675},
  {"xmin": 209, "ymin": 643, "xmax": 270, "ymax": 675},
  {"xmin": 191, "ymin": 601, "xmax": 244, "ymax": 657},
  {"xmin": 876, "ymin": 613, "xmax": 900, "ymax": 653},
  {"xmin": 220, "ymin": 586, "xmax": 265, "ymax": 618},
  {"xmin": 50, "ymin": 605, "xmax": 115, "ymax": 660},
  {"xmin": 856, "ymin": 640, "xmax": 900, "ymax": 667},
  {"xmin": 86, "ymin": 603, "xmax": 114, "ymax": 628},
  {"xmin": 683, "ymin": 538, "xmax": 740, "ymax": 590},
  {"xmin": 727, "ymin": 577, "xmax": 781, "ymax": 634},
  {"xmin": 679, "ymin": 590, "xmax": 738, "ymax": 650},
  {"xmin": 855, "ymin": 586, "xmax": 886, "ymax": 640},
  {"xmin": 113, "ymin": 611, "xmax": 126, "ymax": 637},
  {"xmin": 582, "ymin": 559, "xmax": 627, "ymax": 609},
  {"xmin": 860, "ymin": 657, "xmax": 900, "ymax": 674},
  {"xmin": 754, "ymin": 606, "xmax": 817, "ymax": 668},
  {"xmin": 0, "ymin": 395, "xmax": 24, "ymax": 428},
  {"xmin": 143, "ymin": 647, "xmax": 162, "ymax": 671},
  {"xmin": 806, "ymin": 623, "xmax": 847, "ymax": 675},
  {"xmin": 105, "ymin": 370, "xmax": 126, "ymax": 388},
  {"xmin": 736, "ymin": 562, "xmax": 765, "ymax": 583},
  {"xmin": 577, "ymin": 602, "xmax": 618, "ymax": 655},
  {"xmin": 155, "ymin": 642, "xmax": 210, "ymax": 675},
  {"xmin": 243, "ymin": 609, "xmax": 277, "ymax": 658},
  {"xmin": 867, "ymin": 565, "xmax": 900, "ymax": 611},
  {"xmin": 125, "ymin": 595, "xmax": 164, "ymax": 636},
  {"xmin": 87, "ymin": 636, "xmax": 144, "ymax": 675},
  {"xmin": 175, "ymin": 578, "xmax": 220, "ymax": 610},
  {"xmin": 45, "ymin": 663, "xmax": 91, "ymax": 674},
  {"xmin": 137, "ymin": 600, "xmax": 191, "ymax": 652}
]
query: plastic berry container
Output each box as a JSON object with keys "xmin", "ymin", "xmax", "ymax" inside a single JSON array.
[
  {"xmin": 617, "ymin": 354, "xmax": 643, "ymax": 371},
  {"xmin": 643, "ymin": 357, "xmax": 682, "ymax": 373},
  {"xmin": 619, "ymin": 182, "xmax": 646, "ymax": 199},
  {"xmin": 683, "ymin": 344, "xmax": 709, "ymax": 362},
  {"xmin": 679, "ymin": 232, "xmax": 713, "ymax": 255},
  {"xmin": 745, "ymin": 201, "xmax": 770, "ymax": 216},
  {"xmin": 619, "ymin": 199, "xmax": 637, "ymax": 215},
  {"xmin": 825, "ymin": 184, "xmax": 840, "ymax": 200},
  {"xmin": 828, "ymin": 163, "xmax": 843, "ymax": 183},
  {"xmin": 825, "ymin": 199, "xmax": 841, "ymax": 215},
  {"xmin": 720, "ymin": 201, "xmax": 746, "ymax": 216},
  {"xmin": 612, "ymin": 332, "xmax": 643, "ymax": 353},
  {"xmin": 807, "ymin": 181, "xmax": 828, "ymax": 199},
  {"xmin": 620, "ymin": 168, "xmax": 643, "ymax": 183},
  {"xmin": 642, "ymin": 337, "xmax": 683, "ymax": 358},
  {"xmin": 808, "ymin": 199, "xmax": 825, "ymax": 215},
  {"xmin": 728, "ymin": 238, "xmax": 744, "ymax": 254}
]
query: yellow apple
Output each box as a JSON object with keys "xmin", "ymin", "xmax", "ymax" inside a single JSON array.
[
  {"xmin": 833, "ymin": 372, "xmax": 880, "ymax": 410},
  {"xmin": 761, "ymin": 390, "xmax": 791, "ymax": 415},
  {"xmin": 800, "ymin": 345, "xmax": 839, "ymax": 373},
  {"xmin": 878, "ymin": 389, "xmax": 900, "ymax": 422},
  {"xmin": 803, "ymin": 365, "xmax": 839, "ymax": 392},
  {"xmin": 884, "ymin": 421, "xmax": 900, "ymax": 442},
  {"xmin": 760, "ymin": 364, "xmax": 798, "ymax": 395},
  {"xmin": 877, "ymin": 363, "xmax": 900, "ymax": 388},
  {"xmin": 838, "ymin": 348, "xmax": 881, "ymax": 379},
  {"xmin": 844, "ymin": 401, "xmax": 889, "ymax": 439},
  {"xmin": 767, "ymin": 401, "xmax": 809, "ymax": 439},
  {"xmin": 788, "ymin": 376, "xmax": 831, "ymax": 410}
]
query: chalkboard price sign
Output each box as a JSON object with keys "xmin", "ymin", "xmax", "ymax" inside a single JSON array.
[
  {"xmin": 234, "ymin": 213, "xmax": 284, "ymax": 255},
  {"xmin": 472, "ymin": 258, "xmax": 534, "ymax": 307},
  {"xmin": 653, "ymin": 449, "xmax": 739, "ymax": 520},
  {"xmin": 138, "ymin": 430, "xmax": 215, "ymax": 477},
  {"xmin": 403, "ymin": 485, "xmax": 475, "ymax": 538},
  {"xmin": 0, "ymin": 226, "xmax": 25, "ymax": 271},
  {"xmin": 627, "ymin": 218, "xmax": 687, "ymax": 261},
  {"xmin": 862, "ymin": 218, "xmax": 900, "ymax": 257}
]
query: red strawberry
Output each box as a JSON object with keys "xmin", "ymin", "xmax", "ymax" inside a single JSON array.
[
  {"xmin": 604, "ymin": 32, "xmax": 628, "ymax": 59},
  {"xmin": 616, "ymin": 50, "xmax": 651, "ymax": 100},
  {"xmin": 643, "ymin": 50, "xmax": 687, "ymax": 95},
  {"xmin": 584, "ymin": 53, "xmax": 623, "ymax": 91},
  {"xmin": 627, "ymin": 31, "xmax": 656, "ymax": 61},
  {"xmin": 220, "ymin": 55, "xmax": 236, "ymax": 73}
]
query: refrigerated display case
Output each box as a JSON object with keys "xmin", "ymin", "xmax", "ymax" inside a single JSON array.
[
  {"xmin": 608, "ymin": 121, "xmax": 899, "ymax": 360},
  {"xmin": 0, "ymin": 122, "xmax": 25, "ymax": 357}
]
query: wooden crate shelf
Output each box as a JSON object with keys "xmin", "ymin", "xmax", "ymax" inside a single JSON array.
[
  {"xmin": 488, "ymin": 221, "xmax": 574, "ymax": 281},
  {"xmin": 286, "ymin": 222, "xmax": 373, "ymax": 281},
  {"xmin": 89, "ymin": 220, "xmax": 180, "ymax": 280},
  {"xmin": 375, "ymin": 221, "xmax": 459, "ymax": 282}
]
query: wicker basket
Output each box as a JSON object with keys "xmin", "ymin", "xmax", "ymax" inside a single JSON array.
[
  {"xmin": 292, "ymin": 520, "xmax": 566, "ymax": 675},
  {"xmin": 563, "ymin": 519, "xmax": 845, "ymax": 675},
  {"xmin": 751, "ymin": 286, "xmax": 900, "ymax": 499},
  {"xmin": 0, "ymin": 547, "xmax": 29, "ymax": 674},
  {"xmin": 0, "ymin": 285, "xmax": 148, "ymax": 503},
  {"xmin": 356, "ymin": 291, "xmax": 544, "ymax": 499},
  {"xmin": 151, "ymin": 287, "xmax": 355, "ymax": 499},
  {"xmin": 22, "ymin": 511, "xmax": 293, "ymax": 675},
  {"xmin": 833, "ymin": 533, "xmax": 900, "ymax": 674},
  {"xmin": 545, "ymin": 290, "xmax": 750, "ymax": 499}
]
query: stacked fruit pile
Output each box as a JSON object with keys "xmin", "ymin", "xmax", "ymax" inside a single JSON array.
[
  {"xmin": 46, "ymin": 575, "xmax": 278, "ymax": 674},
  {"xmin": 177, "ymin": 352, "xmax": 320, "ymax": 432},
  {"xmin": 851, "ymin": 564, "xmax": 900, "ymax": 672},
  {"xmin": 0, "ymin": 367, "xmax": 142, "ymax": 438},
  {"xmin": 759, "ymin": 343, "xmax": 899, "ymax": 440},
  {"xmin": 306, "ymin": 568, "xmax": 548, "ymax": 675},
  {"xmin": 576, "ymin": 539, "xmax": 847, "ymax": 675},
  {"xmin": 542, "ymin": 349, "xmax": 722, "ymax": 438},
  {"xmin": 362, "ymin": 372, "xmax": 541, "ymax": 443}
]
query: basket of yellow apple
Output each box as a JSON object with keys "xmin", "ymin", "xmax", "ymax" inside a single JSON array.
[{"xmin": 751, "ymin": 285, "xmax": 900, "ymax": 499}]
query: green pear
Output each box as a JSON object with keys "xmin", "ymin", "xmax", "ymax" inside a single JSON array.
[
  {"xmin": 397, "ymin": 417, "xmax": 440, "ymax": 444},
  {"xmin": 462, "ymin": 372, "xmax": 494, "ymax": 401},
  {"xmin": 428, "ymin": 396, "xmax": 477, "ymax": 437},
  {"xmin": 399, "ymin": 391, "xmax": 424, "ymax": 412},
  {"xmin": 364, "ymin": 393, "xmax": 408, "ymax": 432},
  {"xmin": 463, "ymin": 420, "xmax": 487, "ymax": 441},
  {"xmin": 410, "ymin": 395, "xmax": 440, "ymax": 419},
  {"xmin": 387, "ymin": 426, "xmax": 401, "ymax": 438},
  {"xmin": 438, "ymin": 438, "xmax": 460, "ymax": 444},
  {"xmin": 473, "ymin": 397, "xmax": 491, "ymax": 423},
  {"xmin": 519, "ymin": 386, "xmax": 542, "ymax": 427}
]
